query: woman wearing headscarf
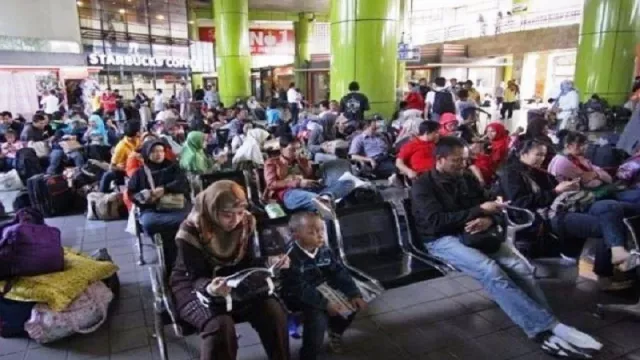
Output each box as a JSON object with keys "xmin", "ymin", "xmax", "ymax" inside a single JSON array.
[
  {"xmin": 553, "ymin": 80, "xmax": 580, "ymax": 130},
  {"xmin": 485, "ymin": 122, "xmax": 510, "ymax": 167},
  {"xmin": 83, "ymin": 114, "xmax": 109, "ymax": 146},
  {"xmin": 180, "ymin": 131, "xmax": 222, "ymax": 175},
  {"xmin": 170, "ymin": 181, "xmax": 290, "ymax": 360},
  {"xmin": 127, "ymin": 139, "xmax": 190, "ymax": 246}
]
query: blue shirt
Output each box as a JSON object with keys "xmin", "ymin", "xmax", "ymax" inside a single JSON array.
[
  {"xmin": 266, "ymin": 109, "xmax": 282, "ymax": 127},
  {"xmin": 348, "ymin": 132, "xmax": 388, "ymax": 159}
]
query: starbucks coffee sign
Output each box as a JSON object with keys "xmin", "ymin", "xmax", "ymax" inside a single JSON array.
[{"xmin": 87, "ymin": 53, "xmax": 196, "ymax": 69}]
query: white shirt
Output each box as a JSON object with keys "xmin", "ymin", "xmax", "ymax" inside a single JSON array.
[
  {"xmin": 495, "ymin": 86, "xmax": 504, "ymax": 97},
  {"xmin": 295, "ymin": 242, "xmax": 318, "ymax": 259},
  {"xmin": 287, "ymin": 88, "xmax": 298, "ymax": 103},
  {"xmin": 425, "ymin": 86, "xmax": 455, "ymax": 109},
  {"xmin": 153, "ymin": 94, "xmax": 164, "ymax": 113},
  {"xmin": 40, "ymin": 95, "xmax": 59, "ymax": 114}
]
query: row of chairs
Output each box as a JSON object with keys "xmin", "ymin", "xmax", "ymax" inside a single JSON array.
[{"xmin": 132, "ymin": 165, "xmax": 640, "ymax": 360}]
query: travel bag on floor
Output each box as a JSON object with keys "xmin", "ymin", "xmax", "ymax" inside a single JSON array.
[
  {"xmin": 0, "ymin": 210, "xmax": 63, "ymax": 280},
  {"xmin": 0, "ymin": 170, "xmax": 25, "ymax": 192},
  {"xmin": 14, "ymin": 148, "xmax": 43, "ymax": 183},
  {"xmin": 24, "ymin": 281, "xmax": 114, "ymax": 344},
  {"xmin": 27, "ymin": 174, "xmax": 73, "ymax": 217},
  {"xmin": 0, "ymin": 298, "xmax": 35, "ymax": 338},
  {"xmin": 86, "ymin": 192, "xmax": 127, "ymax": 221}
]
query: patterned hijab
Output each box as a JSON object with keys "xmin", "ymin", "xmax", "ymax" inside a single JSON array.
[{"xmin": 176, "ymin": 180, "xmax": 255, "ymax": 266}]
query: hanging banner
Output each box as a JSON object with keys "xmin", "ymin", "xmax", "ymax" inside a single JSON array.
[
  {"xmin": 512, "ymin": 0, "xmax": 529, "ymax": 14},
  {"xmin": 198, "ymin": 27, "xmax": 295, "ymax": 55}
]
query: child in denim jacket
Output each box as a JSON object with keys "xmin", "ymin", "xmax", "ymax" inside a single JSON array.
[{"xmin": 281, "ymin": 212, "xmax": 367, "ymax": 360}]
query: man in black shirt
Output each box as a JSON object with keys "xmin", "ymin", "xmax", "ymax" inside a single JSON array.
[
  {"xmin": 411, "ymin": 136, "xmax": 603, "ymax": 358},
  {"xmin": 193, "ymin": 85, "xmax": 205, "ymax": 102},
  {"xmin": 339, "ymin": 81, "xmax": 369, "ymax": 123}
]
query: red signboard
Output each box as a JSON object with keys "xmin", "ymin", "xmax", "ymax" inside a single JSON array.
[{"xmin": 198, "ymin": 27, "xmax": 294, "ymax": 55}]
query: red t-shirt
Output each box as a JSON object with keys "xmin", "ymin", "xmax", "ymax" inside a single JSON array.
[
  {"xmin": 101, "ymin": 94, "xmax": 117, "ymax": 113},
  {"xmin": 397, "ymin": 138, "xmax": 436, "ymax": 174}
]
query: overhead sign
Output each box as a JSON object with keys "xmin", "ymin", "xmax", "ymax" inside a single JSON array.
[
  {"xmin": 512, "ymin": 0, "xmax": 529, "ymax": 14},
  {"xmin": 198, "ymin": 27, "xmax": 295, "ymax": 55},
  {"xmin": 87, "ymin": 53, "xmax": 196, "ymax": 69},
  {"xmin": 397, "ymin": 43, "xmax": 420, "ymax": 61}
]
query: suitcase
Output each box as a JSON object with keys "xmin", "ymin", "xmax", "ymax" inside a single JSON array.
[{"xmin": 26, "ymin": 174, "xmax": 73, "ymax": 217}]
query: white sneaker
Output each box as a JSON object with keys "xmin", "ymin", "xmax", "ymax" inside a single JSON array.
[
  {"xmin": 541, "ymin": 334, "xmax": 593, "ymax": 359},
  {"xmin": 552, "ymin": 324, "xmax": 603, "ymax": 351}
]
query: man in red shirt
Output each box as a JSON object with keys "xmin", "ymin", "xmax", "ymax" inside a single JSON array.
[
  {"xmin": 100, "ymin": 88, "xmax": 117, "ymax": 115},
  {"xmin": 396, "ymin": 120, "xmax": 440, "ymax": 179}
]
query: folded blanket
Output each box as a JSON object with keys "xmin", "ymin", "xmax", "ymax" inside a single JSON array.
[{"xmin": 0, "ymin": 248, "xmax": 118, "ymax": 311}]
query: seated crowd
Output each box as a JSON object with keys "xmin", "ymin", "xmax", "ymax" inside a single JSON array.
[{"xmin": 4, "ymin": 78, "xmax": 640, "ymax": 360}]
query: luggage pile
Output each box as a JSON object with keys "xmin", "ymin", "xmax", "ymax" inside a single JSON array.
[{"xmin": 0, "ymin": 208, "xmax": 119, "ymax": 343}]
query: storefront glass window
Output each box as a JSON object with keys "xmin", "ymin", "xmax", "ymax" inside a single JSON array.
[{"xmin": 77, "ymin": 0, "xmax": 191, "ymax": 100}]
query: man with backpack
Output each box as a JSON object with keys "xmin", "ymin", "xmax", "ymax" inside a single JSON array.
[{"xmin": 425, "ymin": 77, "xmax": 456, "ymax": 122}]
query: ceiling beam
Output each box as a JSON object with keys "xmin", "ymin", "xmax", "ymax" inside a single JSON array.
[{"xmin": 192, "ymin": 8, "xmax": 328, "ymax": 22}]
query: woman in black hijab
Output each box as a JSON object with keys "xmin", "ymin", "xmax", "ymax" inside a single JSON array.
[{"xmin": 128, "ymin": 139, "xmax": 190, "ymax": 265}]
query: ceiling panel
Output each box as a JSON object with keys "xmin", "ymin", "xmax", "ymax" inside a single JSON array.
[{"xmin": 193, "ymin": 0, "xmax": 330, "ymax": 13}]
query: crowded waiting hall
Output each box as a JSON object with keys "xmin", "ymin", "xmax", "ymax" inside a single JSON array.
[{"xmin": 2, "ymin": 0, "xmax": 640, "ymax": 359}]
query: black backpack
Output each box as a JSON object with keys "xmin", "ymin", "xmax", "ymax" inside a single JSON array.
[
  {"xmin": 14, "ymin": 148, "xmax": 43, "ymax": 183},
  {"xmin": 432, "ymin": 91, "xmax": 456, "ymax": 115},
  {"xmin": 27, "ymin": 174, "xmax": 73, "ymax": 217}
]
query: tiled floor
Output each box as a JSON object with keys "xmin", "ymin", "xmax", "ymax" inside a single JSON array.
[{"xmin": 1, "ymin": 214, "xmax": 640, "ymax": 360}]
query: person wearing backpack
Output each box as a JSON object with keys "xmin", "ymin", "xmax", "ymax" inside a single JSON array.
[{"xmin": 425, "ymin": 77, "xmax": 456, "ymax": 122}]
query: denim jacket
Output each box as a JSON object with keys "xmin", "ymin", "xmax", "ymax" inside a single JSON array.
[{"xmin": 281, "ymin": 243, "xmax": 360, "ymax": 310}]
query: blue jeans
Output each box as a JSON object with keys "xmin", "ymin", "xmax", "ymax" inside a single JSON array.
[
  {"xmin": 47, "ymin": 149, "xmax": 85, "ymax": 175},
  {"xmin": 283, "ymin": 180, "xmax": 355, "ymax": 212},
  {"xmin": 551, "ymin": 199, "xmax": 640, "ymax": 276},
  {"xmin": 426, "ymin": 236, "xmax": 556, "ymax": 338},
  {"xmin": 614, "ymin": 188, "xmax": 640, "ymax": 209},
  {"xmin": 300, "ymin": 309, "xmax": 355, "ymax": 360},
  {"xmin": 99, "ymin": 169, "xmax": 125, "ymax": 193},
  {"xmin": 139, "ymin": 208, "xmax": 190, "ymax": 235}
]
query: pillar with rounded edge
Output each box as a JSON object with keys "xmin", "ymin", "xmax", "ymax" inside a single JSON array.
[
  {"xmin": 213, "ymin": 0, "xmax": 251, "ymax": 105},
  {"xmin": 294, "ymin": 12, "xmax": 313, "ymax": 97},
  {"xmin": 188, "ymin": 8, "xmax": 203, "ymax": 91},
  {"xmin": 396, "ymin": 0, "xmax": 407, "ymax": 91},
  {"xmin": 330, "ymin": 0, "xmax": 400, "ymax": 119},
  {"xmin": 574, "ymin": 0, "xmax": 640, "ymax": 105}
]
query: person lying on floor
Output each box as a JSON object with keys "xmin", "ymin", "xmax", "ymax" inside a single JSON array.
[
  {"xmin": 281, "ymin": 212, "xmax": 367, "ymax": 360},
  {"xmin": 411, "ymin": 136, "xmax": 603, "ymax": 359},
  {"xmin": 264, "ymin": 134, "xmax": 354, "ymax": 212}
]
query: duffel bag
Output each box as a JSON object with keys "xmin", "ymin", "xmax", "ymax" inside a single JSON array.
[{"xmin": 87, "ymin": 192, "xmax": 127, "ymax": 221}]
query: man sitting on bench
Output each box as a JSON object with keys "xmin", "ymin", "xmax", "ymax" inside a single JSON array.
[
  {"xmin": 411, "ymin": 136, "xmax": 603, "ymax": 359},
  {"xmin": 263, "ymin": 134, "xmax": 354, "ymax": 212}
]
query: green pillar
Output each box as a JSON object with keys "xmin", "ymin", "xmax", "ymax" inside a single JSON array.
[
  {"xmin": 396, "ymin": 0, "xmax": 407, "ymax": 91},
  {"xmin": 294, "ymin": 13, "xmax": 313, "ymax": 97},
  {"xmin": 574, "ymin": 0, "xmax": 640, "ymax": 105},
  {"xmin": 330, "ymin": 0, "xmax": 400, "ymax": 119},
  {"xmin": 214, "ymin": 0, "xmax": 251, "ymax": 106},
  {"xmin": 188, "ymin": 8, "xmax": 203, "ymax": 91}
]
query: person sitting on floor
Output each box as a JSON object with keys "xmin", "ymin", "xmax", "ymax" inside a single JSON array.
[
  {"xmin": 411, "ymin": 136, "xmax": 603, "ymax": 359},
  {"xmin": 264, "ymin": 134, "xmax": 354, "ymax": 212},
  {"xmin": 169, "ymin": 180, "xmax": 290, "ymax": 360},
  {"xmin": 349, "ymin": 118, "xmax": 396, "ymax": 179},
  {"xmin": 0, "ymin": 129, "xmax": 24, "ymax": 171},
  {"xmin": 281, "ymin": 212, "xmax": 367, "ymax": 360},
  {"xmin": 395, "ymin": 120, "xmax": 440, "ymax": 180},
  {"xmin": 549, "ymin": 130, "xmax": 640, "ymax": 207},
  {"xmin": 48, "ymin": 127, "xmax": 85, "ymax": 175},
  {"xmin": 99, "ymin": 121, "xmax": 141, "ymax": 193}
]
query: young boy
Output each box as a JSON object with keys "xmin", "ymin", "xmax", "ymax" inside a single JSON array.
[
  {"xmin": 0, "ymin": 130, "xmax": 24, "ymax": 170},
  {"xmin": 282, "ymin": 212, "xmax": 367, "ymax": 360}
]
